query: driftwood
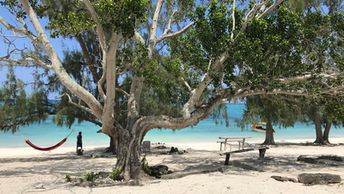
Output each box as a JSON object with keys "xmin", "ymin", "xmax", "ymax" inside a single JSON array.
[
  {"xmin": 271, "ymin": 176, "xmax": 298, "ymax": 183},
  {"xmin": 162, "ymin": 167, "xmax": 225, "ymax": 179}
]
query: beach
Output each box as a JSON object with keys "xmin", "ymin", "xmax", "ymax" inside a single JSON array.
[
  {"xmin": 1, "ymin": 139, "xmax": 344, "ymax": 194},
  {"xmin": 1, "ymin": 104, "xmax": 344, "ymax": 193}
]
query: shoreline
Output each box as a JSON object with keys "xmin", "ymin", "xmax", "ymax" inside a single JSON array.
[{"xmin": 1, "ymin": 137, "xmax": 344, "ymax": 158}]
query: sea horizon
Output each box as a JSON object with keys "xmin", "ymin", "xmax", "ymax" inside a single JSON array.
[{"xmin": 1, "ymin": 103, "xmax": 344, "ymax": 148}]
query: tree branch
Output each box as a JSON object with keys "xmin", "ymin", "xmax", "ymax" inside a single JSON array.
[
  {"xmin": 116, "ymin": 88, "xmax": 130, "ymax": 96},
  {"xmin": 148, "ymin": 0, "xmax": 164, "ymax": 57},
  {"xmin": 234, "ymin": 0, "xmax": 270, "ymax": 40},
  {"xmin": 181, "ymin": 77, "xmax": 192, "ymax": 92},
  {"xmin": 60, "ymin": 93, "xmax": 93, "ymax": 115},
  {"xmin": 230, "ymin": 89, "xmax": 309, "ymax": 100},
  {"xmin": 156, "ymin": 21, "xmax": 194, "ymax": 44},
  {"xmin": 182, "ymin": 52, "xmax": 229, "ymax": 118},
  {"xmin": 133, "ymin": 30, "xmax": 145, "ymax": 44},
  {"xmin": 0, "ymin": 16, "xmax": 37, "ymax": 42},
  {"xmin": 278, "ymin": 72, "xmax": 341, "ymax": 83},
  {"xmin": 142, "ymin": 96, "xmax": 226, "ymax": 131},
  {"xmin": 257, "ymin": 0, "xmax": 285, "ymax": 19},
  {"xmin": 0, "ymin": 56, "xmax": 53, "ymax": 70},
  {"xmin": 82, "ymin": 0, "xmax": 107, "ymax": 52},
  {"xmin": 230, "ymin": 0, "xmax": 236, "ymax": 41},
  {"xmin": 127, "ymin": 76, "xmax": 144, "ymax": 119},
  {"xmin": 19, "ymin": 0, "xmax": 103, "ymax": 118},
  {"xmin": 97, "ymin": 72, "xmax": 106, "ymax": 100},
  {"xmin": 101, "ymin": 33, "xmax": 120, "ymax": 135}
]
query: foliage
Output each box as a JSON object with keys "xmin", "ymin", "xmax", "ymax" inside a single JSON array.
[
  {"xmin": 82, "ymin": 171, "xmax": 96, "ymax": 182},
  {"xmin": 298, "ymin": 96, "xmax": 344, "ymax": 127},
  {"xmin": 0, "ymin": 0, "xmax": 343, "ymax": 132},
  {"xmin": 27, "ymin": 0, "xmax": 148, "ymax": 38},
  {"xmin": 141, "ymin": 156, "xmax": 151, "ymax": 175},
  {"xmin": 0, "ymin": 67, "xmax": 49, "ymax": 132},
  {"xmin": 238, "ymin": 95, "xmax": 301, "ymax": 130},
  {"xmin": 109, "ymin": 168, "xmax": 122, "ymax": 181}
]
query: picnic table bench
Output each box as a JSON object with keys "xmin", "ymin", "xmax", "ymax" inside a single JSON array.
[
  {"xmin": 220, "ymin": 146, "xmax": 269, "ymax": 165},
  {"xmin": 217, "ymin": 137, "xmax": 251, "ymax": 151}
]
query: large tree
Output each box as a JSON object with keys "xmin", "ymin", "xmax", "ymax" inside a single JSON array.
[{"xmin": 0, "ymin": 0, "xmax": 343, "ymax": 179}]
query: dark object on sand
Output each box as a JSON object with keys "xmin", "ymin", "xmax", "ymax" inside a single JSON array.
[
  {"xmin": 297, "ymin": 155, "xmax": 343, "ymax": 166},
  {"xmin": 156, "ymin": 145, "xmax": 168, "ymax": 149},
  {"xmin": 169, "ymin": 147, "xmax": 179, "ymax": 154},
  {"xmin": 77, "ymin": 148, "xmax": 84, "ymax": 155},
  {"xmin": 150, "ymin": 165, "xmax": 170, "ymax": 178},
  {"xmin": 271, "ymin": 175, "xmax": 297, "ymax": 183},
  {"xmin": 298, "ymin": 173, "xmax": 341, "ymax": 185}
]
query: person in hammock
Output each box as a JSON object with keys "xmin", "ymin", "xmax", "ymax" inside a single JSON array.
[{"xmin": 76, "ymin": 132, "xmax": 83, "ymax": 155}]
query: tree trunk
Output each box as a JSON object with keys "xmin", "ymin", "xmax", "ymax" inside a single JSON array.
[
  {"xmin": 114, "ymin": 123, "xmax": 143, "ymax": 180},
  {"xmin": 107, "ymin": 135, "xmax": 117, "ymax": 154},
  {"xmin": 314, "ymin": 114, "xmax": 324, "ymax": 144},
  {"xmin": 323, "ymin": 121, "xmax": 332, "ymax": 144},
  {"xmin": 262, "ymin": 120, "xmax": 275, "ymax": 145}
]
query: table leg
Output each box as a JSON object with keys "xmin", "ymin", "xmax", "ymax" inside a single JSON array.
[
  {"xmin": 259, "ymin": 149, "xmax": 266, "ymax": 158},
  {"xmin": 224, "ymin": 139, "xmax": 227, "ymax": 151},
  {"xmin": 225, "ymin": 154, "xmax": 231, "ymax": 165}
]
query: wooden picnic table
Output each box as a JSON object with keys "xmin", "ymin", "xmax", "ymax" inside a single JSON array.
[
  {"xmin": 217, "ymin": 137, "xmax": 251, "ymax": 151},
  {"xmin": 220, "ymin": 146, "xmax": 269, "ymax": 165}
]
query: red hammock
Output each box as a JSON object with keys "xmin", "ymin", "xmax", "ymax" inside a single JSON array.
[{"xmin": 25, "ymin": 137, "xmax": 68, "ymax": 151}]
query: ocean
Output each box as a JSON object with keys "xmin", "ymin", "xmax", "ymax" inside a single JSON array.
[{"xmin": 1, "ymin": 103, "xmax": 344, "ymax": 148}]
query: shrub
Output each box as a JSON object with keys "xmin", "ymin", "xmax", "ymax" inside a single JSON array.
[
  {"xmin": 83, "ymin": 172, "xmax": 96, "ymax": 182},
  {"xmin": 109, "ymin": 168, "xmax": 122, "ymax": 181},
  {"xmin": 141, "ymin": 156, "xmax": 151, "ymax": 175}
]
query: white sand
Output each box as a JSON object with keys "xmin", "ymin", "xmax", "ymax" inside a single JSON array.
[{"xmin": 1, "ymin": 138, "xmax": 344, "ymax": 194}]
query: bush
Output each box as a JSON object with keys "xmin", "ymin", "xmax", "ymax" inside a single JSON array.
[
  {"xmin": 109, "ymin": 168, "xmax": 123, "ymax": 181},
  {"xmin": 141, "ymin": 156, "xmax": 151, "ymax": 175},
  {"xmin": 83, "ymin": 172, "xmax": 96, "ymax": 182}
]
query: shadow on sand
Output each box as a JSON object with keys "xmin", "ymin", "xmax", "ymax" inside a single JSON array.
[{"xmin": 0, "ymin": 146, "xmax": 343, "ymax": 180}]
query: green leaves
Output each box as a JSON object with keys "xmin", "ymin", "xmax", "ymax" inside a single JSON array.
[
  {"xmin": 94, "ymin": 0, "xmax": 148, "ymax": 38},
  {"xmin": 238, "ymin": 96, "xmax": 300, "ymax": 129},
  {"xmin": 29, "ymin": 0, "xmax": 148, "ymax": 38},
  {"xmin": 0, "ymin": 68, "xmax": 49, "ymax": 132},
  {"xmin": 192, "ymin": 1, "xmax": 231, "ymax": 58}
]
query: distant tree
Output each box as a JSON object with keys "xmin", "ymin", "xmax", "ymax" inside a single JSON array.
[
  {"xmin": 0, "ymin": 0, "xmax": 343, "ymax": 180},
  {"xmin": 299, "ymin": 97, "xmax": 344, "ymax": 144},
  {"xmin": 0, "ymin": 67, "xmax": 49, "ymax": 131},
  {"xmin": 239, "ymin": 96, "xmax": 300, "ymax": 145}
]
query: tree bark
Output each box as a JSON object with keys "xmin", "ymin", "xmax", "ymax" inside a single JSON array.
[
  {"xmin": 114, "ymin": 120, "xmax": 144, "ymax": 180},
  {"xmin": 323, "ymin": 120, "xmax": 332, "ymax": 144},
  {"xmin": 262, "ymin": 119, "xmax": 275, "ymax": 145},
  {"xmin": 314, "ymin": 114, "xmax": 324, "ymax": 144},
  {"xmin": 107, "ymin": 135, "xmax": 117, "ymax": 154}
]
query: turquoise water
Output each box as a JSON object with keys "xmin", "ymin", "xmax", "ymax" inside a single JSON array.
[{"xmin": 1, "ymin": 103, "xmax": 344, "ymax": 148}]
